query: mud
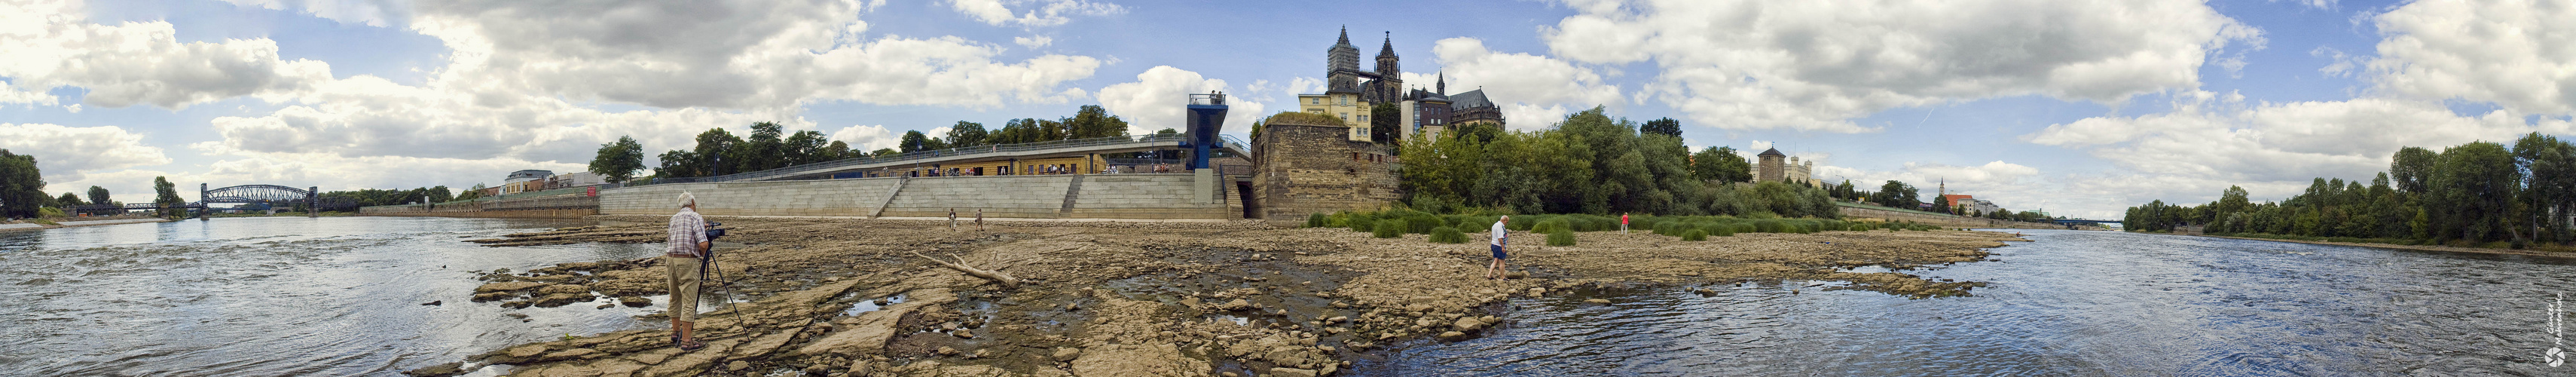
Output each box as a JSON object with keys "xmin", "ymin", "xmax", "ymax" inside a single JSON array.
[{"xmin": 414, "ymin": 217, "xmax": 2022, "ymax": 377}]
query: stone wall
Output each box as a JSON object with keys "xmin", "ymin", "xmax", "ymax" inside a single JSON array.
[
  {"xmin": 597, "ymin": 175, "xmax": 1240, "ymax": 219},
  {"xmin": 1251, "ymin": 122, "xmax": 1401, "ymax": 220},
  {"xmin": 361, "ymin": 195, "xmax": 600, "ymax": 219}
]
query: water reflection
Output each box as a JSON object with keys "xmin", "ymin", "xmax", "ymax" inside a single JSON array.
[
  {"xmin": 0, "ymin": 216, "xmax": 663, "ymax": 375},
  {"xmin": 1363, "ymin": 230, "xmax": 2576, "ymax": 375}
]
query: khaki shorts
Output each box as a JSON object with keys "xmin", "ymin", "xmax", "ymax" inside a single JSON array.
[{"xmin": 665, "ymin": 256, "xmax": 701, "ymax": 321}]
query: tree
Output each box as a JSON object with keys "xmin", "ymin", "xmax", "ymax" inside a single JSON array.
[
  {"xmin": 739, "ymin": 121, "xmax": 788, "ymax": 172},
  {"xmin": 1932, "ymin": 195, "xmax": 1952, "ymax": 214},
  {"xmin": 428, "ymin": 185, "xmax": 454, "ymax": 203},
  {"xmin": 1832, "ymin": 179, "xmax": 1856, "ymax": 201},
  {"xmin": 653, "ymin": 150, "xmax": 703, "ymax": 178},
  {"xmin": 784, "ymin": 130, "xmax": 832, "ymax": 166},
  {"xmin": 2515, "ymin": 133, "xmax": 2576, "ymax": 244},
  {"xmin": 692, "ymin": 128, "xmax": 743, "ymax": 176},
  {"xmin": 2427, "ymin": 142, "xmax": 2519, "ymax": 242},
  {"xmin": 152, "ymin": 176, "xmax": 183, "ymax": 217},
  {"xmin": 900, "ymin": 130, "xmax": 934, "ymax": 153},
  {"xmin": 1870, "ymin": 180, "xmax": 1921, "ymax": 210},
  {"xmin": 57, "ymin": 192, "xmax": 83, "ymax": 207},
  {"xmin": 588, "ymin": 136, "xmax": 646, "ymax": 184},
  {"xmin": 2216, "ymin": 185, "xmax": 2251, "ymax": 219},
  {"xmin": 1065, "ymin": 105, "xmax": 1129, "ymax": 139},
  {"xmin": 0, "ymin": 149, "xmax": 43, "ymax": 219},
  {"xmin": 88, "ymin": 185, "xmax": 110, "ymax": 207},
  {"xmin": 946, "ymin": 121, "xmax": 989, "ymax": 149},
  {"xmin": 1369, "ymin": 103, "xmax": 1400, "ymax": 143},
  {"xmin": 1690, "ymin": 146, "xmax": 1754, "ymax": 183},
  {"xmin": 870, "ymin": 148, "xmax": 898, "ymax": 157},
  {"xmin": 1640, "ymin": 117, "xmax": 1680, "ymax": 137},
  {"xmin": 2391, "ymin": 146, "xmax": 2437, "ymax": 195}
]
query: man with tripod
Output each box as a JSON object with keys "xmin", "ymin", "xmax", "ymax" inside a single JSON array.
[{"xmin": 665, "ymin": 192, "xmax": 710, "ymax": 351}]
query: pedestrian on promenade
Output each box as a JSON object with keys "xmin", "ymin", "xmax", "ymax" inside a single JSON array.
[
  {"xmin": 975, "ymin": 209, "xmax": 985, "ymax": 231},
  {"xmin": 1621, "ymin": 213, "xmax": 1630, "ymax": 233},
  {"xmin": 1488, "ymin": 216, "xmax": 1510, "ymax": 280},
  {"xmin": 948, "ymin": 208, "xmax": 958, "ymax": 231},
  {"xmin": 664, "ymin": 192, "xmax": 710, "ymax": 351}
]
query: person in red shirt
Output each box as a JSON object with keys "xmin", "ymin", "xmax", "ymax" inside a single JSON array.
[{"xmin": 1621, "ymin": 213, "xmax": 1630, "ymax": 233}]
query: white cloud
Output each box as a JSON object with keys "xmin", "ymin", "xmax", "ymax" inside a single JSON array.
[
  {"xmin": 830, "ymin": 124, "xmax": 900, "ymax": 151},
  {"xmin": 0, "ymin": 0, "xmax": 333, "ymax": 109},
  {"xmin": 216, "ymin": 0, "xmax": 408, "ymax": 27},
  {"xmin": 1014, "ymin": 35, "xmax": 1052, "ymax": 48},
  {"xmin": 2311, "ymin": 46, "xmax": 2358, "ymax": 78},
  {"xmin": 2020, "ymin": 91, "xmax": 2574, "ymax": 218},
  {"xmin": 948, "ymin": 0, "xmax": 1125, "ymax": 28},
  {"xmin": 0, "ymin": 79, "xmax": 57, "ymax": 106},
  {"xmin": 1542, "ymin": 0, "xmax": 2262, "ymax": 133},
  {"xmin": 1095, "ymin": 66, "xmax": 1265, "ymax": 136},
  {"xmin": 0, "ymin": 123, "xmax": 173, "ymax": 184},
  {"xmin": 2367, "ymin": 0, "xmax": 2576, "ymax": 115},
  {"xmin": 1405, "ymin": 38, "xmax": 1624, "ymax": 130}
]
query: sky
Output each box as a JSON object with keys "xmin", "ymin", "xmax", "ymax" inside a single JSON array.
[{"xmin": 2, "ymin": 0, "xmax": 2572, "ymax": 219}]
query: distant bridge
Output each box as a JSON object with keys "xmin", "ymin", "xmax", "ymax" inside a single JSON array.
[
  {"xmin": 71, "ymin": 184, "xmax": 356, "ymax": 217},
  {"xmin": 688, "ymin": 133, "xmax": 1249, "ymax": 182},
  {"xmin": 2047, "ymin": 218, "xmax": 2122, "ymax": 229}
]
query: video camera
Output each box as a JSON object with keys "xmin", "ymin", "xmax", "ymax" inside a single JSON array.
[{"xmin": 704, "ymin": 222, "xmax": 727, "ymax": 241}]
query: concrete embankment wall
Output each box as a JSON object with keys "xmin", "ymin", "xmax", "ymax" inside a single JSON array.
[
  {"xmin": 360, "ymin": 195, "xmax": 600, "ymax": 219},
  {"xmin": 600, "ymin": 174, "xmax": 1242, "ymax": 219},
  {"xmin": 1838, "ymin": 206, "xmax": 2061, "ymax": 229}
]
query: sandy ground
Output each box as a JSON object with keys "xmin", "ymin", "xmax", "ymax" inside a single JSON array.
[{"xmin": 407, "ymin": 216, "xmax": 2023, "ymax": 377}]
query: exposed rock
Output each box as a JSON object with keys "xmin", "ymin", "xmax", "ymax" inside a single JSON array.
[
  {"xmin": 1270, "ymin": 366, "xmax": 1320, "ymax": 377},
  {"xmin": 936, "ymin": 346, "xmax": 960, "ymax": 356},
  {"xmin": 474, "ymin": 281, "xmax": 547, "ymax": 294},
  {"xmin": 399, "ymin": 361, "xmax": 463, "ymax": 376},
  {"xmin": 1453, "ymin": 317, "xmax": 1484, "ymax": 331},
  {"xmin": 619, "ymin": 296, "xmax": 652, "ymax": 307},
  {"xmin": 727, "ymin": 360, "xmax": 749, "ymax": 372},
  {"xmin": 1584, "ymin": 299, "xmax": 1612, "ymax": 304},
  {"xmin": 533, "ymin": 293, "xmax": 594, "ymax": 308},
  {"xmin": 1052, "ymin": 347, "xmax": 1082, "ymax": 362},
  {"xmin": 537, "ymin": 284, "xmax": 592, "ymax": 296},
  {"xmin": 1438, "ymin": 330, "xmax": 1467, "ymax": 339}
]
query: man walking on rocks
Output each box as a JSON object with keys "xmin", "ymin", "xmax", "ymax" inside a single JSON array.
[
  {"xmin": 665, "ymin": 192, "xmax": 710, "ymax": 351},
  {"xmin": 948, "ymin": 208, "xmax": 958, "ymax": 231},
  {"xmin": 1488, "ymin": 216, "xmax": 1509, "ymax": 280}
]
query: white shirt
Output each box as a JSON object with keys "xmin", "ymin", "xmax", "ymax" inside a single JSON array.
[{"xmin": 1490, "ymin": 221, "xmax": 1508, "ymax": 247}]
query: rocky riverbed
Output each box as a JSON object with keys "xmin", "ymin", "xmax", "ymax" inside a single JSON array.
[{"xmin": 407, "ymin": 216, "xmax": 2022, "ymax": 377}]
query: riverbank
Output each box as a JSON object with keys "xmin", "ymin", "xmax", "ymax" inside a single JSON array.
[
  {"xmin": 0, "ymin": 216, "xmax": 171, "ymax": 232},
  {"xmin": 2187, "ymin": 233, "xmax": 2576, "ymax": 259},
  {"xmin": 411, "ymin": 217, "xmax": 2021, "ymax": 376}
]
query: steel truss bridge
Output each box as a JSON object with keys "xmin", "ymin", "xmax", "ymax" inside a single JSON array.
[{"xmin": 68, "ymin": 184, "xmax": 356, "ymax": 217}]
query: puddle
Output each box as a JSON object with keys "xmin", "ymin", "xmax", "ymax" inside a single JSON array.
[{"xmin": 842, "ymin": 293, "xmax": 908, "ymax": 316}]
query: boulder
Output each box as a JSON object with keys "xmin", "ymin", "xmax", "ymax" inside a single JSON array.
[
  {"xmin": 1453, "ymin": 317, "xmax": 1484, "ymax": 331},
  {"xmin": 619, "ymin": 296, "xmax": 652, "ymax": 307},
  {"xmin": 1270, "ymin": 366, "xmax": 1319, "ymax": 377},
  {"xmin": 1583, "ymin": 299, "xmax": 1612, "ymax": 304},
  {"xmin": 538, "ymin": 284, "xmax": 592, "ymax": 296}
]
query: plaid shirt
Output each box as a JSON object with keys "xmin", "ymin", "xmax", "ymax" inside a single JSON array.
[{"xmin": 667, "ymin": 208, "xmax": 707, "ymax": 257}]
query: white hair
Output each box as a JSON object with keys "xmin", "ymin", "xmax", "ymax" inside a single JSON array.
[{"xmin": 677, "ymin": 192, "xmax": 697, "ymax": 209}]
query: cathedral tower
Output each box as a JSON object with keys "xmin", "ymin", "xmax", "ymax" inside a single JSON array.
[{"xmin": 1327, "ymin": 26, "xmax": 1361, "ymax": 93}]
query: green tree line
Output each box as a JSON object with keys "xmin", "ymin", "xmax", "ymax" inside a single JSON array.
[
  {"xmin": 1392, "ymin": 106, "xmax": 1838, "ymax": 218},
  {"xmin": 2123, "ymin": 133, "xmax": 2576, "ymax": 247},
  {"xmin": 622, "ymin": 105, "xmax": 1133, "ymax": 180}
]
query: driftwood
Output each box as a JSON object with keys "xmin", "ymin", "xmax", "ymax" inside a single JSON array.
[{"xmin": 911, "ymin": 251, "xmax": 1021, "ymax": 289}]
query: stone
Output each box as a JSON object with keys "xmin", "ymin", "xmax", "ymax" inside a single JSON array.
[
  {"xmin": 475, "ymin": 281, "xmax": 548, "ymax": 294},
  {"xmin": 1453, "ymin": 317, "xmax": 1484, "ymax": 331},
  {"xmin": 1326, "ymin": 316, "xmax": 1348, "ymax": 323},
  {"xmin": 953, "ymin": 329, "xmax": 975, "ymax": 339},
  {"xmin": 507, "ymin": 345, "xmax": 550, "ymax": 358},
  {"xmin": 936, "ymin": 346, "xmax": 960, "ymax": 356},
  {"xmin": 1270, "ymin": 366, "xmax": 1320, "ymax": 377},
  {"xmin": 1584, "ymin": 299, "xmax": 1612, "ymax": 304},
  {"xmin": 727, "ymin": 360, "xmax": 749, "ymax": 371},
  {"xmin": 533, "ymin": 293, "xmax": 595, "ymax": 308},
  {"xmin": 538, "ymin": 284, "xmax": 591, "ymax": 296},
  {"xmin": 1053, "ymin": 347, "xmax": 1083, "ymax": 362},
  {"xmin": 1527, "ymin": 287, "xmax": 1546, "ymax": 297},
  {"xmin": 1438, "ymin": 331, "xmax": 1466, "ymax": 339},
  {"xmin": 1221, "ymin": 299, "xmax": 1253, "ymax": 311},
  {"xmin": 619, "ymin": 296, "xmax": 652, "ymax": 307}
]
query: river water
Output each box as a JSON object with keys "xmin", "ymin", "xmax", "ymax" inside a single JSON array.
[
  {"xmin": 1361, "ymin": 229, "xmax": 2576, "ymax": 375},
  {"xmin": 0, "ymin": 216, "xmax": 677, "ymax": 375},
  {"xmin": 6, "ymin": 220, "xmax": 2571, "ymax": 375}
]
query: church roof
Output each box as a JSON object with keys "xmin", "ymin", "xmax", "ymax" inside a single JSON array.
[
  {"xmin": 1334, "ymin": 26, "xmax": 1353, "ymax": 50},
  {"xmin": 1447, "ymin": 89, "xmax": 1494, "ymax": 109},
  {"xmin": 1378, "ymin": 33, "xmax": 1397, "ymax": 57},
  {"xmin": 1757, "ymin": 148, "xmax": 1786, "ymax": 157}
]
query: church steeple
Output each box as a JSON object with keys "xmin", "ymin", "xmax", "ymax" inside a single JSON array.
[
  {"xmin": 1337, "ymin": 26, "xmax": 1351, "ymax": 45},
  {"xmin": 1373, "ymin": 31, "xmax": 1399, "ymax": 79},
  {"xmin": 1377, "ymin": 32, "xmax": 1397, "ymax": 58},
  {"xmin": 1435, "ymin": 71, "xmax": 1446, "ymax": 95},
  {"xmin": 1327, "ymin": 26, "xmax": 1361, "ymax": 93}
]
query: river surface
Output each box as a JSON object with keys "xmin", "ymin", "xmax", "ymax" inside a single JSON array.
[
  {"xmin": 7, "ymin": 221, "xmax": 2573, "ymax": 375},
  {"xmin": 1361, "ymin": 229, "xmax": 2576, "ymax": 375},
  {"xmin": 0, "ymin": 216, "xmax": 680, "ymax": 375}
]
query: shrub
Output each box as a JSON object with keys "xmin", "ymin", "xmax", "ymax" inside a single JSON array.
[
  {"xmin": 1752, "ymin": 219, "xmax": 1783, "ymax": 233},
  {"xmin": 1532, "ymin": 218, "xmax": 1572, "ymax": 234},
  {"xmin": 1547, "ymin": 228, "xmax": 1577, "ymax": 246},
  {"xmin": 1429, "ymin": 226, "xmax": 1468, "ymax": 244},
  {"xmin": 1681, "ymin": 229, "xmax": 1708, "ymax": 241},
  {"xmin": 37, "ymin": 207, "xmax": 65, "ymax": 219},
  {"xmin": 1711, "ymin": 225, "xmax": 1735, "ymax": 237},
  {"xmin": 1373, "ymin": 220, "xmax": 1404, "ymax": 238},
  {"xmin": 1349, "ymin": 214, "xmax": 1377, "ymax": 232},
  {"xmin": 1405, "ymin": 215, "xmax": 1443, "ymax": 234},
  {"xmin": 1654, "ymin": 222, "xmax": 1684, "ymax": 236},
  {"xmin": 1306, "ymin": 213, "xmax": 1327, "ymax": 228}
]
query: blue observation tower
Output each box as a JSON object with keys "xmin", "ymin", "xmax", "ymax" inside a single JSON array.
[{"xmin": 1183, "ymin": 92, "xmax": 1228, "ymax": 170}]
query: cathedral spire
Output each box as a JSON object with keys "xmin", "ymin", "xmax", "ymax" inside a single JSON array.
[
  {"xmin": 1337, "ymin": 26, "xmax": 1350, "ymax": 45},
  {"xmin": 1436, "ymin": 71, "xmax": 1446, "ymax": 95},
  {"xmin": 1378, "ymin": 32, "xmax": 1396, "ymax": 58}
]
